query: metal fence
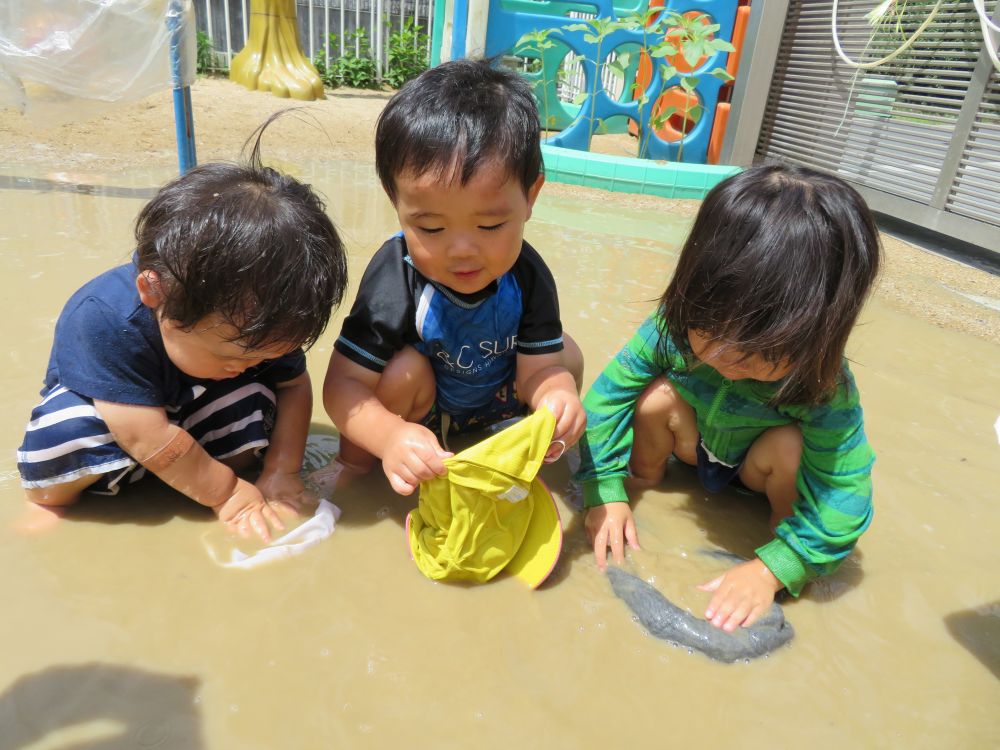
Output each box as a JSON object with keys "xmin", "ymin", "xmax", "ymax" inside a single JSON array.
[{"xmin": 194, "ymin": 0, "xmax": 434, "ymax": 82}]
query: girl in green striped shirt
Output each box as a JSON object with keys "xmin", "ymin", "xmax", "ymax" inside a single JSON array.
[{"xmin": 574, "ymin": 164, "xmax": 881, "ymax": 632}]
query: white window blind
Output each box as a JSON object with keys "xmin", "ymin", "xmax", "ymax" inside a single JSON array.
[{"xmin": 755, "ymin": 0, "xmax": 998, "ymax": 250}]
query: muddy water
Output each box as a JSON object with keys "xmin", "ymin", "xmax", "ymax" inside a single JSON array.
[{"xmin": 1, "ymin": 162, "xmax": 998, "ymax": 749}]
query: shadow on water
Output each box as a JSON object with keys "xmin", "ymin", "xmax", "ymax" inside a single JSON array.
[
  {"xmin": 62, "ymin": 480, "xmax": 211, "ymax": 528},
  {"xmin": 945, "ymin": 602, "xmax": 1000, "ymax": 681},
  {"xmin": 0, "ymin": 663, "xmax": 203, "ymax": 749}
]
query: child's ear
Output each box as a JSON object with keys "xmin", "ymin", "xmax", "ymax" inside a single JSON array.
[
  {"xmin": 525, "ymin": 174, "xmax": 545, "ymax": 219},
  {"xmin": 136, "ymin": 270, "xmax": 163, "ymax": 309}
]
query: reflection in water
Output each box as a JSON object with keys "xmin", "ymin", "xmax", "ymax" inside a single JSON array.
[
  {"xmin": 0, "ymin": 173, "xmax": 159, "ymax": 199},
  {"xmin": 1, "ymin": 161, "xmax": 999, "ymax": 747}
]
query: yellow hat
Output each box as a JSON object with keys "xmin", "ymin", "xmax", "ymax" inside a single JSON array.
[{"xmin": 406, "ymin": 408, "xmax": 562, "ymax": 589}]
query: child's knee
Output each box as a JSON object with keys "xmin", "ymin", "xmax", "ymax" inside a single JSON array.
[
  {"xmin": 635, "ymin": 377, "xmax": 697, "ymax": 460},
  {"xmin": 769, "ymin": 424, "xmax": 803, "ymax": 476},
  {"xmin": 560, "ymin": 332, "xmax": 585, "ymax": 391},
  {"xmin": 24, "ymin": 474, "xmax": 99, "ymax": 507},
  {"xmin": 377, "ymin": 346, "xmax": 436, "ymax": 420}
]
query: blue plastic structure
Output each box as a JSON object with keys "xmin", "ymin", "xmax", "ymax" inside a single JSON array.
[{"xmin": 485, "ymin": 0, "xmax": 738, "ymax": 164}]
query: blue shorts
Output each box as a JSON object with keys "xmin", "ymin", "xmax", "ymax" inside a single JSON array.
[
  {"xmin": 17, "ymin": 378, "xmax": 278, "ymax": 495},
  {"xmin": 422, "ymin": 376, "xmax": 526, "ymax": 440},
  {"xmin": 695, "ymin": 438, "xmax": 749, "ymax": 494}
]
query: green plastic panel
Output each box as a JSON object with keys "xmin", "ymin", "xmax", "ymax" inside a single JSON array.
[{"xmin": 541, "ymin": 144, "xmax": 739, "ymax": 199}]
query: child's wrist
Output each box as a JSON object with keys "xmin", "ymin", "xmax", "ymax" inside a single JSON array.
[{"xmin": 200, "ymin": 470, "xmax": 241, "ymax": 511}]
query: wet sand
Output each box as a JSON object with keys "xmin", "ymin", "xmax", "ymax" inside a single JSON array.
[
  {"xmin": 1, "ymin": 79, "xmax": 999, "ymax": 748},
  {"xmin": 1, "ymin": 76, "xmax": 997, "ymax": 344}
]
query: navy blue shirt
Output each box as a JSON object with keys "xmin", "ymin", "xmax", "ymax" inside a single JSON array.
[
  {"xmin": 335, "ymin": 235, "xmax": 563, "ymax": 414},
  {"xmin": 45, "ymin": 262, "xmax": 306, "ymax": 407}
]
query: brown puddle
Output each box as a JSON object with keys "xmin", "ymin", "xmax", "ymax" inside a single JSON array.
[{"xmin": 1, "ymin": 162, "xmax": 998, "ymax": 748}]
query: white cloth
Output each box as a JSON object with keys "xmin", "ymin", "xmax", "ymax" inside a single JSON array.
[{"xmin": 206, "ymin": 499, "xmax": 341, "ymax": 569}]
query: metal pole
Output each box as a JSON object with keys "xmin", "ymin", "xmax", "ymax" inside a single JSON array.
[
  {"xmin": 340, "ymin": 0, "xmax": 345, "ymax": 56},
  {"xmin": 241, "ymin": 0, "xmax": 248, "ymax": 47},
  {"xmin": 427, "ymin": 0, "xmax": 433, "ymax": 59},
  {"xmin": 356, "ymin": 0, "xmax": 360, "ymax": 56},
  {"xmin": 309, "ymin": 0, "xmax": 315, "ymax": 61},
  {"xmin": 169, "ymin": 0, "xmax": 197, "ymax": 173},
  {"xmin": 325, "ymin": 0, "xmax": 330, "ymax": 68},
  {"xmin": 222, "ymin": 0, "xmax": 233, "ymax": 66},
  {"xmin": 370, "ymin": 0, "xmax": 376, "ymax": 63},
  {"xmin": 204, "ymin": 0, "xmax": 213, "ymax": 49},
  {"xmin": 376, "ymin": 0, "xmax": 383, "ymax": 83}
]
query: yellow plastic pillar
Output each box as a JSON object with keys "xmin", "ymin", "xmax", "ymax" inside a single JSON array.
[{"xmin": 230, "ymin": 0, "xmax": 324, "ymax": 100}]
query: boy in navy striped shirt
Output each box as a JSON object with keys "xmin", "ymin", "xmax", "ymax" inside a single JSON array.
[{"xmin": 17, "ymin": 148, "xmax": 347, "ymax": 540}]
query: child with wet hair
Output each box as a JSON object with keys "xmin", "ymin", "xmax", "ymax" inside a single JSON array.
[
  {"xmin": 576, "ymin": 164, "xmax": 881, "ymax": 631},
  {"xmin": 318, "ymin": 59, "xmax": 585, "ymax": 496},
  {"xmin": 17, "ymin": 132, "xmax": 348, "ymax": 541}
]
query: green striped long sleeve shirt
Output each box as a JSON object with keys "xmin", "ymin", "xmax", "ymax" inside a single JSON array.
[{"xmin": 574, "ymin": 315, "xmax": 875, "ymax": 596}]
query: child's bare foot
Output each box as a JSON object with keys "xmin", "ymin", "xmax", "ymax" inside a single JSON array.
[
  {"xmin": 306, "ymin": 456, "xmax": 368, "ymax": 496},
  {"xmin": 11, "ymin": 501, "xmax": 67, "ymax": 535}
]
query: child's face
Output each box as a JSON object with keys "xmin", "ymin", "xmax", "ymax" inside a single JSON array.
[
  {"xmin": 391, "ymin": 161, "xmax": 544, "ymax": 294},
  {"xmin": 137, "ymin": 272, "xmax": 296, "ymax": 380},
  {"xmin": 688, "ymin": 330, "xmax": 792, "ymax": 382},
  {"xmin": 158, "ymin": 315, "xmax": 297, "ymax": 380}
]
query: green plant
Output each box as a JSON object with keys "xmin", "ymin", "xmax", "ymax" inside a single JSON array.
[
  {"xmin": 315, "ymin": 29, "xmax": 380, "ymax": 89},
  {"xmin": 516, "ymin": 28, "xmax": 562, "ymax": 132},
  {"xmin": 384, "ymin": 20, "xmax": 430, "ymax": 88},
  {"xmin": 315, "ymin": 23, "xmax": 430, "ymax": 91},
  {"xmin": 196, "ymin": 30, "xmax": 217, "ymax": 74},
  {"xmin": 637, "ymin": 11, "xmax": 734, "ymax": 160},
  {"xmin": 563, "ymin": 17, "xmax": 630, "ymax": 151}
]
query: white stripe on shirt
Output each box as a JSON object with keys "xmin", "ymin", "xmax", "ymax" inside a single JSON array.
[
  {"xmin": 182, "ymin": 383, "xmax": 274, "ymax": 431},
  {"xmin": 17, "ymin": 432, "xmax": 117, "ymax": 463},
  {"xmin": 25, "ymin": 404, "xmax": 100, "ymax": 431}
]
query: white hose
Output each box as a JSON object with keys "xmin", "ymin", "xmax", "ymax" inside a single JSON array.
[
  {"xmin": 832, "ymin": 0, "xmax": 943, "ymax": 68},
  {"xmin": 972, "ymin": 0, "xmax": 1000, "ymax": 71}
]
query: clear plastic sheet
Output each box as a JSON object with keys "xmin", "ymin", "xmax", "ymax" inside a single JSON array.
[{"xmin": 0, "ymin": 0, "xmax": 195, "ymax": 124}]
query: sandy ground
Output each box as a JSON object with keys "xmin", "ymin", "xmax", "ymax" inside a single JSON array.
[{"xmin": 1, "ymin": 76, "xmax": 997, "ymax": 343}]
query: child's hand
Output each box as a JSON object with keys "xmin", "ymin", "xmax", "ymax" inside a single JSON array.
[
  {"xmin": 213, "ymin": 477, "xmax": 288, "ymax": 543},
  {"xmin": 585, "ymin": 502, "xmax": 640, "ymax": 570},
  {"xmin": 255, "ymin": 469, "xmax": 310, "ymax": 513},
  {"xmin": 698, "ymin": 558, "xmax": 784, "ymax": 631},
  {"xmin": 539, "ymin": 390, "xmax": 586, "ymax": 463},
  {"xmin": 382, "ymin": 422, "xmax": 453, "ymax": 496}
]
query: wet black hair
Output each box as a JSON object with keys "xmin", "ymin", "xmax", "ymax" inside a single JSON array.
[
  {"xmin": 658, "ymin": 163, "xmax": 882, "ymax": 405},
  {"xmin": 134, "ymin": 113, "xmax": 348, "ymax": 350},
  {"xmin": 374, "ymin": 58, "xmax": 542, "ymax": 201}
]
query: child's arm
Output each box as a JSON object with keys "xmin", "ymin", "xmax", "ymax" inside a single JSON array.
[
  {"xmin": 323, "ymin": 351, "xmax": 450, "ymax": 495},
  {"xmin": 94, "ymin": 400, "xmax": 286, "ymax": 542},
  {"xmin": 697, "ymin": 369, "xmax": 875, "ymax": 630},
  {"xmin": 755, "ymin": 370, "xmax": 875, "ymax": 595},
  {"xmin": 515, "ymin": 351, "xmax": 586, "ymax": 461},
  {"xmin": 256, "ymin": 371, "xmax": 312, "ymax": 506},
  {"xmin": 574, "ymin": 317, "xmax": 665, "ymax": 566}
]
